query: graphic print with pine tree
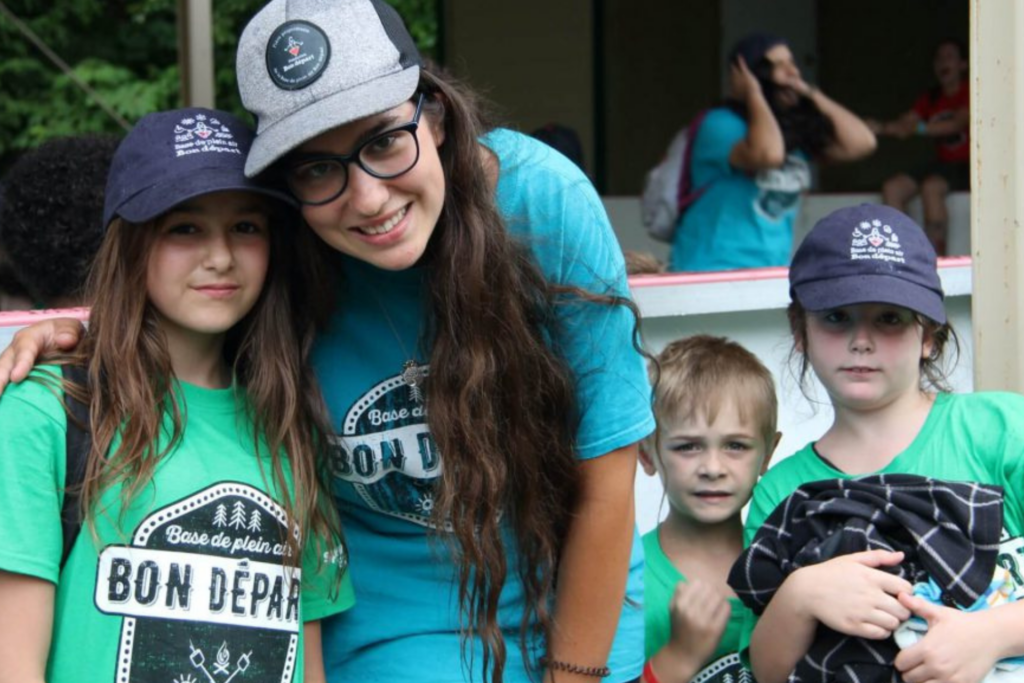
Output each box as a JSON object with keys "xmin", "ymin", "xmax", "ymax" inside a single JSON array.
[{"xmin": 103, "ymin": 486, "xmax": 301, "ymax": 682}]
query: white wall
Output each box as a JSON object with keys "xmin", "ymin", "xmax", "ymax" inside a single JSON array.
[{"xmin": 0, "ymin": 328, "xmax": 15, "ymax": 353}]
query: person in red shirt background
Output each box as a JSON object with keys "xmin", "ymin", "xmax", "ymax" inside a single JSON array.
[{"xmin": 867, "ymin": 38, "xmax": 969, "ymax": 256}]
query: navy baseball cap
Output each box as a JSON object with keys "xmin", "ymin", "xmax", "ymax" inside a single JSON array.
[
  {"xmin": 103, "ymin": 107, "xmax": 294, "ymax": 228},
  {"xmin": 236, "ymin": 0, "xmax": 423, "ymax": 177},
  {"xmin": 789, "ymin": 204, "xmax": 946, "ymax": 324}
]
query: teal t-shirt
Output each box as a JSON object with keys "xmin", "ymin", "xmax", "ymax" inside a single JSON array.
[
  {"xmin": 643, "ymin": 530, "xmax": 753, "ymax": 683},
  {"xmin": 740, "ymin": 391, "xmax": 1024, "ymax": 655},
  {"xmin": 0, "ymin": 367, "xmax": 354, "ymax": 682},
  {"xmin": 670, "ymin": 107, "xmax": 810, "ymax": 272},
  {"xmin": 313, "ymin": 129, "xmax": 655, "ymax": 683}
]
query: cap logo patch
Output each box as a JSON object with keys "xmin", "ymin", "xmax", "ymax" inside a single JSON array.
[
  {"xmin": 266, "ymin": 21, "xmax": 331, "ymax": 91},
  {"xmin": 173, "ymin": 114, "xmax": 242, "ymax": 158},
  {"xmin": 850, "ymin": 219, "xmax": 904, "ymax": 264}
]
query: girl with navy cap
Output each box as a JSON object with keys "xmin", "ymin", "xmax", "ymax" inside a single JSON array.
[
  {"xmin": 669, "ymin": 33, "xmax": 876, "ymax": 273},
  {"xmin": 741, "ymin": 204, "xmax": 1024, "ymax": 683},
  {"xmin": 0, "ymin": 108, "xmax": 353, "ymax": 682},
  {"xmin": 0, "ymin": 2, "xmax": 653, "ymax": 682}
]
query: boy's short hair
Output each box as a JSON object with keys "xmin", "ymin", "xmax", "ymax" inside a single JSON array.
[
  {"xmin": 649, "ymin": 335, "xmax": 778, "ymax": 448},
  {"xmin": 623, "ymin": 250, "xmax": 665, "ymax": 276}
]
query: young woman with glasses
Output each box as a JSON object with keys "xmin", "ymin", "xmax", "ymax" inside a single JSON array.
[{"xmin": 0, "ymin": 2, "xmax": 653, "ymax": 683}]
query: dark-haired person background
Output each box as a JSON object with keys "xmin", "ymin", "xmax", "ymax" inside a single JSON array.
[
  {"xmin": 531, "ymin": 122, "xmax": 587, "ymax": 173},
  {"xmin": 669, "ymin": 33, "xmax": 876, "ymax": 273},
  {"xmin": 0, "ymin": 135, "xmax": 119, "ymax": 309},
  {"xmin": 0, "ymin": 236, "xmax": 32, "ymax": 311},
  {"xmin": 867, "ymin": 38, "xmax": 970, "ymax": 256}
]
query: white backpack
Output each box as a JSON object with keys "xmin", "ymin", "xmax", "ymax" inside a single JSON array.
[{"xmin": 641, "ymin": 110, "xmax": 711, "ymax": 242}]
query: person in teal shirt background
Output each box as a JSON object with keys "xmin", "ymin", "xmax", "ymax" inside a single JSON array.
[{"xmin": 671, "ymin": 33, "xmax": 876, "ymax": 272}]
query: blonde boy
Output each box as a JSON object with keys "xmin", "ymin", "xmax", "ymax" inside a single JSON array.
[{"xmin": 641, "ymin": 335, "xmax": 780, "ymax": 683}]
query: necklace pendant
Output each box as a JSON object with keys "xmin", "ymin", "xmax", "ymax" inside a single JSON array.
[{"xmin": 402, "ymin": 360, "xmax": 426, "ymax": 403}]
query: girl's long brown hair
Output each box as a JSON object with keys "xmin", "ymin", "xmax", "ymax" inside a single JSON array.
[
  {"xmin": 421, "ymin": 68, "xmax": 581, "ymax": 681},
  {"xmin": 306, "ymin": 65, "xmax": 642, "ymax": 681},
  {"xmin": 55, "ymin": 206, "xmax": 342, "ymax": 571}
]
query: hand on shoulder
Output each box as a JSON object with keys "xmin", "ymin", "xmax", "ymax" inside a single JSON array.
[{"xmin": 0, "ymin": 318, "xmax": 83, "ymax": 396}]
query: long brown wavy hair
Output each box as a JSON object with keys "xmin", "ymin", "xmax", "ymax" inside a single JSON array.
[
  {"xmin": 50, "ymin": 202, "xmax": 342, "ymax": 571},
  {"xmin": 306, "ymin": 65, "xmax": 641, "ymax": 682}
]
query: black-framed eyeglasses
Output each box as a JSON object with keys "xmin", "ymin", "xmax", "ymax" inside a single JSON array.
[{"xmin": 285, "ymin": 93, "xmax": 425, "ymax": 206}]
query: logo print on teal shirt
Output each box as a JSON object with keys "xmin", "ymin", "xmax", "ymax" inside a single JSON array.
[
  {"xmin": 329, "ymin": 367, "xmax": 445, "ymax": 528},
  {"xmin": 754, "ymin": 154, "xmax": 810, "ymax": 221}
]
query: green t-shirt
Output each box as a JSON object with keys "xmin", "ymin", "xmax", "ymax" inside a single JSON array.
[
  {"xmin": 0, "ymin": 367, "xmax": 355, "ymax": 683},
  {"xmin": 740, "ymin": 391, "xmax": 1024, "ymax": 654},
  {"xmin": 643, "ymin": 530, "xmax": 754, "ymax": 683}
]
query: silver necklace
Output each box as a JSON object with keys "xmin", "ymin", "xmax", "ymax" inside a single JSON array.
[{"xmin": 372, "ymin": 294, "xmax": 427, "ymax": 403}]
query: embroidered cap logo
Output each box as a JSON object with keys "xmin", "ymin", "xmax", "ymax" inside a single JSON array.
[
  {"xmin": 850, "ymin": 219, "xmax": 905, "ymax": 266},
  {"xmin": 173, "ymin": 114, "xmax": 242, "ymax": 158}
]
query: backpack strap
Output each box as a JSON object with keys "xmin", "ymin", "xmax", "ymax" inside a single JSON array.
[
  {"xmin": 60, "ymin": 363, "xmax": 91, "ymax": 570},
  {"xmin": 676, "ymin": 108, "xmax": 713, "ymax": 211}
]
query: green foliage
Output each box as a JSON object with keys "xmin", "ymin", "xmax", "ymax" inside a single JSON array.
[
  {"xmin": 0, "ymin": 0, "xmax": 438, "ymax": 168},
  {"xmin": 0, "ymin": 0, "xmax": 185, "ymax": 165},
  {"xmin": 389, "ymin": 0, "xmax": 439, "ymax": 57}
]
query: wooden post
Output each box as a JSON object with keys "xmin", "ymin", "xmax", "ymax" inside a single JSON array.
[
  {"xmin": 970, "ymin": 0, "xmax": 1024, "ymax": 391},
  {"xmin": 177, "ymin": 0, "xmax": 215, "ymax": 108}
]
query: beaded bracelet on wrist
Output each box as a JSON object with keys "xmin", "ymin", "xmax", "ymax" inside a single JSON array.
[{"xmin": 540, "ymin": 657, "xmax": 611, "ymax": 678}]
